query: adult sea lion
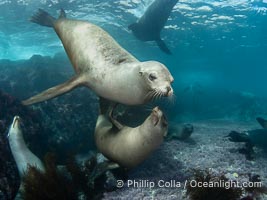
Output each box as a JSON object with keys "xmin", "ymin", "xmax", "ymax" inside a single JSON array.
[
  {"xmin": 94, "ymin": 106, "xmax": 168, "ymax": 169},
  {"xmin": 8, "ymin": 116, "xmax": 45, "ymax": 199},
  {"xmin": 128, "ymin": 0, "xmax": 178, "ymax": 54},
  {"xmin": 8, "ymin": 116, "xmax": 45, "ymax": 176},
  {"xmin": 22, "ymin": 9, "xmax": 174, "ymax": 106}
]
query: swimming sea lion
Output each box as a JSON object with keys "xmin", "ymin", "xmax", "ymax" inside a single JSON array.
[
  {"xmin": 227, "ymin": 117, "xmax": 267, "ymax": 160},
  {"xmin": 128, "ymin": 0, "xmax": 178, "ymax": 54},
  {"xmin": 8, "ymin": 116, "xmax": 45, "ymax": 176},
  {"xmin": 22, "ymin": 9, "xmax": 174, "ymax": 106},
  {"xmin": 227, "ymin": 117, "xmax": 267, "ymax": 151},
  {"xmin": 94, "ymin": 106, "xmax": 168, "ymax": 169},
  {"xmin": 8, "ymin": 116, "xmax": 45, "ymax": 199}
]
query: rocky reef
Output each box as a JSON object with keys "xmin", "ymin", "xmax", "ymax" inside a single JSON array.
[
  {"xmin": 0, "ymin": 54, "xmax": 99, "ymax": 199},
  {"xmin": 0, "ymin": 54, "xmax": 99, "ymax": 162}
]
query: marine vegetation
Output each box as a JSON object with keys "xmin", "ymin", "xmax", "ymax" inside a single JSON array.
[
  {"xmin": 22, "ymin": 153, "xmax": 76, "ymax": 200},
  {"xmin": 22, "ymin": 153, "xmax": 127, "ymax": 200},
  {"xmin": 243, "ymin": 174, "xmax": 267, "ymax": 199},
  {"xmin": 186, "ymin": 169, "xmax": 243, "ymax": 200}
]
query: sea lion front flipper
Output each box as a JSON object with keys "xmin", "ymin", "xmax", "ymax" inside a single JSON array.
[
  {"xmin": 109, "ymin": 104, "xmax": 124, "ymax": 130},
  {"xmin": 155, "ymin": 38, "xmax": 172, "ymax": 55},
  {"xmin": 22, "ymin": 75, "xmax": 84, "ymax": 105},
  {"xmin": 256, "ymin": 117, "xmax": 267, "ymax": 129}
]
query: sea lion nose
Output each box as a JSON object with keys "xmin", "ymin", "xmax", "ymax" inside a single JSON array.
[
  {"xmin": 12, "ymin": 116, "xmax": 21, "ymax": 128},
  {"xmin": 166, "ymin": 86, "xmax": 173, "ymax": 96},
  {"xmin": 153, "ymin": 106, "xmax": 159, "ymax": 112}
]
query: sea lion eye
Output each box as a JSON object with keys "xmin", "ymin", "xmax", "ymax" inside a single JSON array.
[{"xmin": 149, "ymin": 74, "xmax": 157, "ymax": 81}]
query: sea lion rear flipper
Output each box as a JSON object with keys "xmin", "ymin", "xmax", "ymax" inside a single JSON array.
[
  {"xmin": 256, "ymin": 117, "xmax": 267, "ymax": 129},
  {"xmin": 22, "ymin": 75, "xmax": 84, "ymax": 105},
  {"xmin": 156, "ymin": 39, "xmax": 172, "ymax": 55},
  {"xmin": 30, "ymin": 9, "xmax": 56, "ymax": 27},
  {"xmin": 58, "ymin": 9, "xmax": 66, "ymax": 19},
  {"xmin": 30, "ymin": 8, "xmax": 66, "ymax": 28}
]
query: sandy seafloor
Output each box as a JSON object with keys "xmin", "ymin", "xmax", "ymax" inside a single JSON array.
[{"xmin": 103, "ymin": 119, "xmax": 267, "ymax": 200}]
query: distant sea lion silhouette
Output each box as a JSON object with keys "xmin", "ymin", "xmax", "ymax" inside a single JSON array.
[
  {"xmin": 128, "ymin": 0, "xmax": 178, "ymax": 54},
  {"xmin": 168, "ymin": 123, "xmax": 194, "ymax": 140},
  {"xmin": 94, "ymin": 105, "xmax": 168, "ymax": 169},
  {"xmin": 227, "ymin": 117, "xmax": 267, "ymax": 150},
  {"xmin": 22, "ymin": 9, "xmax": 174, "ymax": 106}
]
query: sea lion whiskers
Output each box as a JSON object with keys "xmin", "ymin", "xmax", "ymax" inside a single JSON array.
[
  {"xmin": 145, "ymin": 88, "xmax": 164, "ymax": 102},
  {"xmin": 144, "ymin": 89, "xmax": 156, "ymax": 102},
  {"xmin": 143, "ymin": 103, "xmax": 154, "ymax": 112},
  {"xmin": 153, "ymin": 88, "xmax": 165, "ymax": 100},
  {"xmin": 152, "ymin": 90, "xmax": 159, "ymax": 100},
  {"xmin": 167, "ymin": 93, "xmax": 176, "ymax": 105}
]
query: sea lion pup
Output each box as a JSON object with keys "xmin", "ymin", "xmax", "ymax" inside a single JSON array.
[
  {"xmin": 8, "ymin": 116, "xmax": 45, "ymax": 199},
  {"xmin": 22, "ymin": 9, "xmax": 174, "ymax": 106},
  {"xmin": 128, "ymin": 0, "xmax": 178, "ymax": 54},
  {"xmin": 94, "ymin": 105, "xmax": 168, "ymax": 169}
]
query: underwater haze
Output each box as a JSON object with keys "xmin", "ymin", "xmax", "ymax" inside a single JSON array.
[{"xmin": 1, "ymin": 0, "xmax": 267, "ymax": 200}]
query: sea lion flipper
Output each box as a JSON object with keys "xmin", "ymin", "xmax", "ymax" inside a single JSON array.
[
  {"xmin": 155, "ymin": 39, "xmax": 172, "ymax": 55},
  {"xmin": 99, "ymin": 98, "xmax": 124, "ymax": 130},
  {"xmin": 109, "ymin": 104, "xmax": 124, "ymax": 130},
  {"xmin": 30, "ymin": 9, "xmax": 56, "ymax": 27},
  {"xmin": 256, "ymin": 117, "xmax": 267, "ymax": 129},
  {"xmin": 59, "ymin": 9, "xmax": 66, "ymax": 19},
  {"xmin": 22, "ymin": 75, "xmax": 84, "ymax": 105}
]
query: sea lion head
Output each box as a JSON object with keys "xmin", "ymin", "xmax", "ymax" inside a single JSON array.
[
  {"xmin": 138, "ymin": 61, "xmax": 174, "ymax": 101},
  {"xmin": 8, "ymin": 116, "xmax": 22, "ymax": 137},
  {"xmin": 146, "ymin": 106, "xmax": 168, "ymax": 137}
]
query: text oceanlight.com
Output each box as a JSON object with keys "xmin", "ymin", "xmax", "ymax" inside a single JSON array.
[{"xmin": 116, "ymin": 179, "xmax": 262, "ymax": 189}]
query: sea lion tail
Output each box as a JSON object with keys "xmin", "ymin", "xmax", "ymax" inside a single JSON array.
[
  {"xmin": 30, "ymin": 8, "xmax": 66, "ymax": 27},
  {"xmin": 156, "ymin": 39, "xmax": 172, "ymax": 55},
  {"xmin": 22, "ymin": 75, "xmax": 84, "ymax": 106},
  {"xmin": 256, "ymin": 117, "xmax": 267, "ymax": 129}
]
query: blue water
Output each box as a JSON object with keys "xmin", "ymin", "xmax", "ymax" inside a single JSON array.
[{"xmin": 1, "ymin": 0, "xmax": 267, "ymax": 97}]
